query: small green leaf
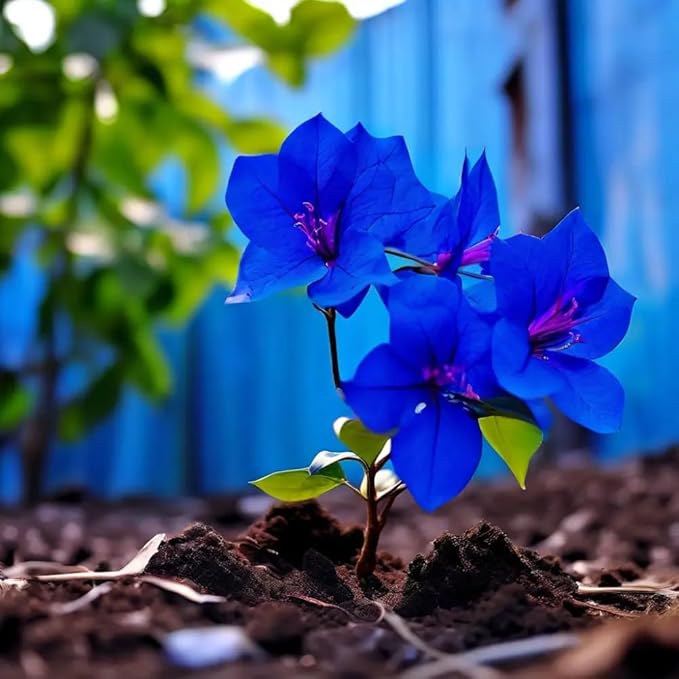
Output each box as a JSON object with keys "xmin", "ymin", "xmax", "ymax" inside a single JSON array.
[
  {"xmin": 0, "ymin": 373, "xmax": 32, "ymax": 431},
  {"xmin": 333, "ymin": 417, "xmax": 391, "ymax": 465},
  {"xmin": 251, "ymin": 463, "xmax": 345, "ymax": 502},
  {"xmin": 59, "ymin": 365, "xmax": 124, "ymax": 442},
  {"xmin": 308, "ymin": 449, "xmax": 366, "ymax": 475},
  {"xmin": 360, "ymin": 469, "xmax": 401, "ymax": 500},
  {"xmin": 479, "ymin": 415, "xmax": 543, "ymax": 489},
  {"xmin": 458, "ymin": 394, "xmax": 537, "ymax": 424}
]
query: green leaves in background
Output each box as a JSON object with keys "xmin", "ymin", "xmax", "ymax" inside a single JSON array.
[
  {"xmin": 0, "ymin": 373, "xmax": 33, "ymax": 432},
  {"xmin": 332, "ymin": 417, "xmax": 391, "ymax": 466},
  {"xmin": 0, "ymin": 0, "xmax": 357, "ymax": 473},
  {"xmin": 251, "ymin": 463, "xmax": 346, "ymax": 502},
  {"xmin": 59, "ymin": 364, "xmax": 124, "ymax": 442},
  {"xmin": 479, "ymin": 415, "xmax": 543, "ymax": 489},
  {"xmin": 205, "ymin": 0, "xmax": 355, "ymax": 86}
]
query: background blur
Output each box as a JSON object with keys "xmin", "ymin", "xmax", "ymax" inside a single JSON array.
[{"xmin": 0, "ymin": 0, "xmax": 673, "ymax": 503}]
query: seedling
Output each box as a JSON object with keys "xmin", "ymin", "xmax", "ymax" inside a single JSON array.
[{"xmin": 228, "ymin": 115, "xmax": 634, "ymax": 577}]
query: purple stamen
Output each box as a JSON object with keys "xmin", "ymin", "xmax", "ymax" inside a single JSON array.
[
  {"xmin": 460, "ymin": 228, "xmax": 499, "ymax": 267},
  {"xmin": 423, "ymin": 363, "xmax": 478, "ymax": 399},
  {"xmin": 529, "ymin": 296, "xmax": 584, "ymax": 358},
  {"xmin": 293, "ymin": 201, "xmax": 338, "ymax": 264},
  {"xmin": 434, "ymin": 251, "xmax": 454, "ymax": 272}
]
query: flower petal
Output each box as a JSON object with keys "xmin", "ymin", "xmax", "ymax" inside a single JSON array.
[
  {"xmin": 342, "ymin": 344, "xmax": 428, "ymax": 433},
  {"xmin": 334, "ymin": 287, "xmax": 370, "ymax": 319},
  {"xmin": 456, "ymin": 151, "xmax": 500, "ymax": 248},
  {"xmin": 226, "ymin": 242, "xmax": 326, "ymax": 304},
  {"xmin": 307, "ymin": 230, "xmax": 395, "ymax": 309},
  {"xmin": 492, "ymin": 318, "xmax": 566, "ymax": 399},
  {"xmin": 387, "ymin": 276, "xmax": 463, "ymax": 369},
  {"xmin": 549, "ymin": 355, "xmax": 624, "ymax": 433},
  {"xmin": 342, "ymin": 123, "xmax": 436, "ymax": 245},
  {"xmin": 278, "ymin": 114, "xmax": 357, "ymax": 217},
  {"xmin": 391, "ymin": 398, "xmax": 482, "ymax": 511},
  {"xmin": 567, "ymin": 279, "xmax": 636, "ymax": 359},
  {"xmin": 226, "ymin": 154, "xmax": 306, "ymax": 257},
  {"xmin": 541, "ymin": 208, "xmax": 609, "ymax": 307},
  {"xmin": 488, "ymin": 235, "xmax": 541, "ymax": 324}
]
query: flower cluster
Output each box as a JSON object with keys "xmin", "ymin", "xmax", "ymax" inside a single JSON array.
[{"xmin": 226, "ymin": 114, "xmax": 635, "ymax": 513}]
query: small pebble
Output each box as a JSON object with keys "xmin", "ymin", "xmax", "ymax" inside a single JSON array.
[{"xmin": 164, "ymin": 626, "xmax": 266, "ymax": 669}]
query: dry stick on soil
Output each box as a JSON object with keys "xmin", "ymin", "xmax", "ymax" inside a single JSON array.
[
  {"xmin": 577, "ymin": 582, "xmax": 679, "ymax": 599},
  {"xmin": 397, "ymin": 633, "xmax": 580, "ymax": 679},
  {"xmin": 30, "ymin": 533, "xmax": 165, "ymax": 583}
]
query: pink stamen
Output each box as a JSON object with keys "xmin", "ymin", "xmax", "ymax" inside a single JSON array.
[
  {"xmin": 460, "ymin": 228, "xmax": 499, "ymax": 267},
  {"xmin": 529, "ymin": 296, "xmax": 584, "ymax": 357},
  {"xmin": 293, "ymin": 201, "xmax": 338, "ymax": 263}
]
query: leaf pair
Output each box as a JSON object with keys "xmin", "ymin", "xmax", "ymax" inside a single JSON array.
[{"xmin": 251, "ymin": 417, "xmax": 390, "ymax": 502}]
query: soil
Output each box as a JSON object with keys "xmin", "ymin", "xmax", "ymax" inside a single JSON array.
[{"xmin": 1, "ymin": 447, "xmax": 679, "ymax": 677}]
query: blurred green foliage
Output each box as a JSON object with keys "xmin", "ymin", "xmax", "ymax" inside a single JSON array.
[{"xmin": 0, "ymin": 0, "xmax": 354, "ymax": 499}]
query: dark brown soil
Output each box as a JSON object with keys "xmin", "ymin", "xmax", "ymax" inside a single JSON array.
[{"xmin": 1, "ymin": 447, "xmax": 679, "ymax": 677}]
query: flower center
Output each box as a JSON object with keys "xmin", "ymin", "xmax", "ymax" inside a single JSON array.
[
  {"xmin": 293, "ymin": 201, "xmax": 338, "ymax": 265},
  {"xmin": 433, "ymin": 229, "xmax": 499, "ymax": 273},
  {"xmin": 422, "ymin": 363, "xmax": 479, "ymax": 399},
  {"xmin": 460, "ymin": 230, "xmax": 498, "ymax": 267},
  {"xmin": 528, "ymin": 296, "xmax": 583, "ymax": 358}
]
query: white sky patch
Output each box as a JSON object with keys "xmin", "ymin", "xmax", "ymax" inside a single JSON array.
[
  {"xmin": 0, "ymin": 54, "xmax": 12, "ymax": 75},
  {"xmin": 414, "ymin": 402, "xmax": 427, "ymax": 415},
  {"xmin": 3, "ymin": 0, "xmax": 56, "ymax": 52},
  {"xmin": 138, "ymin": 0, "xmax": 166, "ymax": 18},
  {"xmin": 187, "ymin": 43, "xmax": 263, "ymax": 84},
  {"xmin": 95, "ymin": 82, "xmax": 118, "ymax": 122},
  {"xmin": 245, "ymin": 0, "xmax": 405, "ymax": 24},
  {"xmin": 63, "ymin": 53, "xmax": 98, "ymax": 80}
]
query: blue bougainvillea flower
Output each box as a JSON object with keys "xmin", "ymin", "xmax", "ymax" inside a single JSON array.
[
  {"xmin": 225, "ymin": 114, "xmax": 434, "ymax": 315},
  {"xmin": 398, "ymin": 153, "xmax": 500, "ymax": 280},
  {"xmin": 488, "ymin": 209, "xmax": 635, "ymax": 433},
  {"xmin": 342, "ymin": 276, "xmax": 497, "ymax": 511}
]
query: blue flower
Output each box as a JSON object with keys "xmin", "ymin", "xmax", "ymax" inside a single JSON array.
[
  {"xmin": 398, "ymin": 153, "xmax": 500, "ymax": 279},
  {"xmin": 488, "ymin": 209, "xmax": 635, "ymax": 433},
  {"xmin": 342, "ymin": 276, "xmax": 497, "ymax": 511},
  {"xmin": 225, "ymin": 115, "xmax": 434, "ymax": 315}
]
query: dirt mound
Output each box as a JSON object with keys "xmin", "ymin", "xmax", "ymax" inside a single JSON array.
[
  {"xmin": 522, "ymin": 617, "xmax": 679, "ymax": 678},
  {"xmin": 145, "ymin": 523, "xmax": 270, "ymax": 603},
  {"xmin": 396, "ymin": 521, "xmax": 578, "ymax": 617},
  {"xmin": 242, "ymin": 501, "xmax": 364, "ymax": 569}
]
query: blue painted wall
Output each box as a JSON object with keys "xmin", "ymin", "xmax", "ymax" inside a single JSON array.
[
  {"xmin": 569, "ymin": 0, "xmax": 679, "ymax": 460},
  {"xmin": 1, "ymin": 0, "xmax": 675, "ymax": 499}
]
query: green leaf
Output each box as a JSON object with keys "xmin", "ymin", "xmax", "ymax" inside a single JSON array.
[
  {"xmin": 333, "ymin": 417, "xmax": 391, "ymax": 466},
  {"xmin": 59, "ymin": 365, "xmax": 124, "ymax": 442},
  {"xmin": 173, "ymin": 120, "xmax": 220, "ymax": 213},
  {"xmin": 0, "ymin": 373, "xmax": 32, "ymax": 431},
  {"xmin": 251, "ymin": 464, "xmax": 346, "ymax": 502},
  {"xmin": 360, "ymin": 468, "xmax": 401, "ymax": 500},
  {"xmin": 288, "ymin": 0, "xmax": 355, "ymax": 57},
  {"xmin": 308, "ymin": 449, "xmax": 366, "ymax": 475},
  {"xmin": 479, "ymin": 415, "xmax": 543, "ymax": 489},
  {"xmin": 225, "ymin": 118, "xmax": 286, "ymax": 154}
]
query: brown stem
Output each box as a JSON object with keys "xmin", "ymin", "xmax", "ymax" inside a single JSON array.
[
  {"xmin": 20, "ymin": 356, "xmax": 58, "ymax": 506},
  {"xmin": 18, "ymin": 81, "xmax": 96, "ymax": 505},
  {"xmin": 356, "ymin": 463, "xmax": 380, "ymax": 579},
  {"xmin": 355, "ymin": 469, "xmax": 403, "ymax": 578}
]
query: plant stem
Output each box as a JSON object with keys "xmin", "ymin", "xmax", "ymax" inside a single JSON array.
[
  {"xmin": 19, "ymin": 80, "xmax": 96, "ymax": 505},
  {"xmin": 384, "ymin": 247, "xmax": 434, "ymax": 268},
  {"xmin": 355, "ymin": 466, "xmax": 404, "ymax": 578},
  {"xmin": 458, "ymin": 269, "xmax": 493, "ymax": 281},
  {"xmin": 316, "ymin": 305, "xmax": 343, "ymax": 396},
  {"xmin": 356, "ymin": 462, "xmax": 380, "ymax": 579}
]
